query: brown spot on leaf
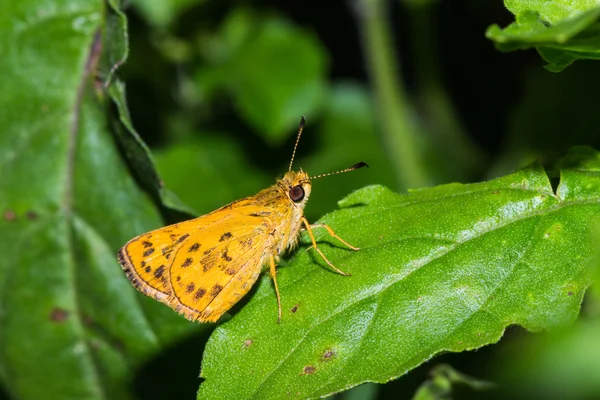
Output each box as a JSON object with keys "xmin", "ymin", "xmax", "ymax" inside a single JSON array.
[
  {"xmin": 188, "ymin": 242, "xmax": 200, "ymax": 252},
  {"xmin": 291, "ymin": 304, "xmax": 299, "ymax": 313},
  {"xmin": 302, "ymin": 365, "xmax": 316, "ymax": 375},
  {"xmin": 220, "ymin": 232, "xmax": 233, "ymax": 242},
  {"xmin": 3, "ymin": 210, "xmax": 16, "ymax": 221},
  {"xmin": 142, "ymin": 241, "xmax": 153, "ymax": 248},
  {"xmin": 226, "ymin": 268, "xmax": 237, "ymax": 275},
  {"xmin": 50, "ymin": 308, "xmax": 69, "ymax": 322},
  {"xmin": 568, "ymin": 291, "xmax": 574, "ymax": 296},
  {"xmin": 186, "ymin": 283, "xmax": 195, "ymax": 293},
  {"xmin": 322, "ymin": 349, "xmax": 334, "ymax": 360},
  {"xmin": 154, "ymin": 265, "xmax": 165, "ymax": 279},
  {"xmin": 143, "ymin": 248, "xmax": 155, "ymax": 257},
  {"xmin": 182, "ymin": 258, "xmax": 193, "ymax": 267},
  {"xmin": 26, "ymin": 210, "xmax": 38, "ymax": 220},
  {"xmin": 195, "ymin": 288, "xmax": 206, "ymax": 300},
  {"xmin": 211, "ymin": 284, "xmax": 223, "ymax": 296},
  {"xmin": 242, "ymin": 339, "xmax": 253, "ymax": 348}
]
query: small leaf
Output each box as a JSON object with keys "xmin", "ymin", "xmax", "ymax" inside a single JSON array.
[
  {"xmin": 412, "ymin": 364, "xmax": 494, "ymax": 400},
  {"xmin": 198, "ymin": 147, "xmax": 599, "ymax": 399},
  {"xmin": 486, "ymin": 2, "xmax": 600, "ymax": 71}
]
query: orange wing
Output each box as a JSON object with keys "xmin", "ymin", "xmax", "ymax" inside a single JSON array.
[
  {"xmin": 119, "ymin": 225, "xmax": 191, "ymax": 302},
  {"xmin": 119, "ymin": 199, "xmax": 277, "ymax": 322}
]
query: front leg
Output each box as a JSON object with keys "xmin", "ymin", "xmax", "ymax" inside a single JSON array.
[{"xmin": 301, "ymin": 217, "xmax": 351, "ymax": 276}]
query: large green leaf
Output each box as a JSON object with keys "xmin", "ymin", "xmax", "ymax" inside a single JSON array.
[
  {"xmin": 198, "ymin": 147, "xmax": 599, "ymax": 399},
  {"xmin": 486, "ymin": 1, "xmax": 600, "ymax": 71},
  {"xmin": 0, "ymin": 1, "xmax": 199, "ymax": 399}
]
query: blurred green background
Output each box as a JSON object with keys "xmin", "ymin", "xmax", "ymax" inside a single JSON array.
[
  {"xmin": 113, "ymin": 0, "xmax": 600, "ymax": 399},
  {"xmin": 3, "ymin": 0, "xmax": 600, "ymax": 399}
]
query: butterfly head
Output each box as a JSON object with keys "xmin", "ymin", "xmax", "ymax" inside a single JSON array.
[{"xmin": 281, "ymin": 169, "xmax": 312, "ymax": 207}]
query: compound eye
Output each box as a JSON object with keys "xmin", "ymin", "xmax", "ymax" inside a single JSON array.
[{"xmin": 289, "ymin": 185, "xmax": 305, "ymax": 202}]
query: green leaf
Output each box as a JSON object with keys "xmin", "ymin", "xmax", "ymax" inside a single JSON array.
[
  {"xmin": 108, "ymin": 81, "xmax": 197, "ymax": 216},
  {"xmin": 486, "ymin": 1, "xmax": 600, "ymax": 71},
  {"xmin": 196, "ymin": 11, "xmax": 328, "ymax": 144},
  {"xmin": 197, "ymin": 147, "xmax": 599, "ymax": 399},
  {"xmin": 412, "ymin": 364, "xmax": 493, "ymax": 400},
  {"xmin": 0, "ymin": 1, "xmax": 200, "ymax": 399}
]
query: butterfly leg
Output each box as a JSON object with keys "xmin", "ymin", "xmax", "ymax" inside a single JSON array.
[
  {"xmin": 309, "ymin": 222, "xmax": 360, "ymax": 250},
  {"xmin": 269, "ymin": 254, "xmax": 283, "ymax": 324},
  {"xmin": 301, "ymin": 217, "xmax": 351, "ymax": 276}
]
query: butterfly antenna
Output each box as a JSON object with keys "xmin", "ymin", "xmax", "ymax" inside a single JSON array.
[
  {"xmin": 289, "ymin": 116, "xmax": 306, "ymax": 172},
  {"xmin": 309, "ymin": 162, "xmax": 369, "ymax": 180}
]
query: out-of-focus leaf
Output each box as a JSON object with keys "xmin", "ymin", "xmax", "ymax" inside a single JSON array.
[
  {"xmin": 196, "ymin": 11, "xmax": 328, "ymax": 144},
  {"xmin": 130, "ymin": 0, "xmax": 205, "ymax": 28},
  {"xmin": 198, "ymin": 147, "xmax": 599, "ymax": 399},
  {"xmin": 0, "ymin": 1, "xmax": 201, "ymax": 399},
  {"xmin": 495, "ymin": 319, "xmax": 600, "ymax": 400},
  {"xmin": 412, "ymin": 364, "xmax": 493, "ymax": 400},
  {"xmin": 153, "ymin": 134, "xmax": 270, "ymax": 215},
  {"xmin": 486, "ymin": 1, "xmax": 600, "ymax": 71}
]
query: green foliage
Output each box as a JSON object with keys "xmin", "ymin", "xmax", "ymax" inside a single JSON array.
[
  {"xmin": 196, "ymin": 10, "xmax": 328, "ymax": 144},
  {"xmin": 1, "ymin": 0, "xmax": 600, "ymax": 400},
  {"xmin": 487, "ymin": 0, "xmax": 600, "ymax": 71}
]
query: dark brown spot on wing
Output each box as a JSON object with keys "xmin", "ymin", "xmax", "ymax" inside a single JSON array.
[
  {"xmin": 145, "ymin": 266, "xmax": 151, "ymax": 273},
  {"xmin": 142, "ymin": 241, "xmax": 153, "ymax": 248},
  {"xmin": 222, "ymin": 250, "xmax": 232, "ymax": 262},
  {"xmin": 176, "ymin": 276, "xmax": 181, "ymax": 282},
  {"xmin": 203, "ymin": 259, "xmax": 215, "ymax": 272},
  {"xmin": 211, "ymin": 284, "xmax": 223, "ymax": 296},
  {"xmin": 195, "ymin": 288, "xmax": 206, "ymax": 300},
  {"xmin": 177, "ymin": 233, "xmax": 190, "ymax": 243},
  {"xmin": 154, "ymin": 265, "xmax": 165, "ymax": 279},
  {"xmin": 249, "ymin": 211, "xmax": 271, "ymax": 217},
  {"xmin": 186, "ymin": 283, "xmax": 195, "ymax": 293},
  {"xmin": 220, "ymin": 232, "xmax": 233, "ymax": 242},
  {"xmin": 143, "ymin": 248, "xmax": 154, "ymax": 257},
  {"xmin": 182, "ymin": 258, "xmax": 193, "ymax": 267},
  {"xmin": 188, "ymin": 242, "xmax": 200, "ymax": 252},
  {"xmin": 225, "ymin": 268, "xmax": 237, "ymax": 275}
]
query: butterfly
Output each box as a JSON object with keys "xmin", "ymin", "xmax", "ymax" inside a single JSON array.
[{"xmin": 118, "ymin": 117, "xmax": 367, "ymax": 323}]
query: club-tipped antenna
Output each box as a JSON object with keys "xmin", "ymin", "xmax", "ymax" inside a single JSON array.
[
  {"xmin": 309, "ymin": 162, "xmax": 369, "ymax": 180},
  {"xmin": 289, "ymin": 116, "xmax": 306, "ymax": 172}
]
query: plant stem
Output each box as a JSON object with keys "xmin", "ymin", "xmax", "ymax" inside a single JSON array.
[{"xmin": 354, "ymin": 0, "xmax": 429, "ymax": 189}]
